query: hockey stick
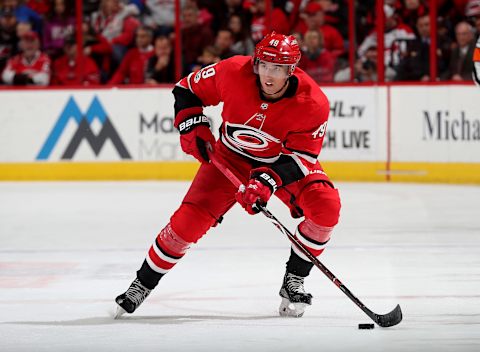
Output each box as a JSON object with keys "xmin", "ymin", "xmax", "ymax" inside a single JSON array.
[{"xmin": 209, "ymin": 153, "xmax": 402, "ymax": 328}]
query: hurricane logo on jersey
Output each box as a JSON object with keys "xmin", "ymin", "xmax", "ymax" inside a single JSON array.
[{"xmin": 221, "ymin": 122, "xmax": 282, "ymax": 163}]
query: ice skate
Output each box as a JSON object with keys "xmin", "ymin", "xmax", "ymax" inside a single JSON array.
[
  {"xmin": 114, "ymin": 278, "xmax": 151, "ymax": 319},
  {"xmin": 278, "ymin": 272, "xmax": 313, "ymax": 318}
]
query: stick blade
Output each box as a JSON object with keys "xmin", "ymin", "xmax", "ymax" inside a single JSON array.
[{"xmin": 375, "ymin": 304, "xmax": 402, "ymax": 327}]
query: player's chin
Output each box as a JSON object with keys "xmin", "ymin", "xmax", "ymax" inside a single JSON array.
[{"xmin": 262, "ymin": 84, "xmax": 276, "ymax": 94}]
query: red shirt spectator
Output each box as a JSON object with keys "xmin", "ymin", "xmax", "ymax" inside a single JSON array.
[
  {"xmin": 181, "ymin": 4, "xmax": 214, "ymax": 74},
  {"xmin": 109, "ymin": 26, "xmax": 154, "ymax": 84},
  {"xmin": 358, "ymin": 5, "xmax": 415, "ymax": 68},
  {"xmin": 294, "ymin": 2, "xmax": 344, "ymax": 56},
  {"xmin": 52, "ymin": 38, "xmax": 100, "ymax": 86},
  {"xmin": 298, "ymin": 29, "xmax": 336, "ymax": 83},
  {"xmin": 398, "ymin": 0, "xmax": 429, "ymax": 32},
  {"xmin": 247, "ymin": 0, "xmax": 290, "ymax": 42},
  {"xmin": 1, "ymin": 31, "xmax": 50, "ymax": 85},
  {"xmin": 88, "ymin": 0, "xmax": 140, "ymax": 65}
]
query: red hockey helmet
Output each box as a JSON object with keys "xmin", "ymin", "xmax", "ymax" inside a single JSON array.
[{"xmin": 253, "ymin": 31, "xmax": 301, "ymax": 77}]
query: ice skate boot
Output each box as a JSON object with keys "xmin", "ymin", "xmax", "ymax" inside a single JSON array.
[
  {"xmin": 279, "ymin": 272, "xmax": 313, "ymax": 317},
  {"xmin": 114, "ymin": 278, "xmax": 151, "ymax": 318}
]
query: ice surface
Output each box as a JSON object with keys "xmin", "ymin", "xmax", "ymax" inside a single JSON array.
[{"xmin": 1, "ymin": 181, "xmax": 479, "ymax": 352}]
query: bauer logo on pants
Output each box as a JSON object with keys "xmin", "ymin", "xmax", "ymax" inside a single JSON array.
[{"xmin": 36, "ymin": 96, "xmax": 131, "ymax": 160}]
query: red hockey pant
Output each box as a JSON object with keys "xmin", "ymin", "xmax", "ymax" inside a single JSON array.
[{"xmin": 170, "ymin": 152, "xmax": 341, "ymax": 248}]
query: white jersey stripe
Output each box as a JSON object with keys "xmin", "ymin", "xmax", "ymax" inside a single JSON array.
[
  {"xmin": 292, "ymin": 151, "xmax": 318, "ymax": 164},
  {"xmin": 186, "ymin": 72, "xmax": 195, "ymax": 93},
  {"xmin": 289, "ymin": 153, "xmax": 310, "ymax": 177}
]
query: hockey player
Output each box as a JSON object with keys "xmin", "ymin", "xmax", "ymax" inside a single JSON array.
[
  {"xmin": 473, "ymin": 35, "xmax": 480, "ymax": 86},
  {"xmin": 115, "ymin": 32, "xmax": 341, "ymax": 318}
]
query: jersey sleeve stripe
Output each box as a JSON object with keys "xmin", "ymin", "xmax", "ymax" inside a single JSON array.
[
  {"xmin": 289, "ymin": 153, "xmax": 310, "ymax": 177},
  {"xmin": 186, "ymin": 72, "xmax": 195, "ymax": 93},
  {"xmin": 285, "ymin": 147, "xmax": 319, "ymax": 160},
  {"xmin": 289, "ymin": 150, "xmax": 318, "ymax": 164}
]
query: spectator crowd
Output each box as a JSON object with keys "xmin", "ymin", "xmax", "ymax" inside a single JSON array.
[{"xmin": 0, "ymin": 0, "xmax": 479, "ymax": 86}]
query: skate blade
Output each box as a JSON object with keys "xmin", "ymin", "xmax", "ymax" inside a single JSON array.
[
  {"xmin": 279, "ymin": 297, "xmax": 308, "ymax": 318},
  {"xmin": 113, "ymin": 305, "xmax": 127, "ymax": 319}
]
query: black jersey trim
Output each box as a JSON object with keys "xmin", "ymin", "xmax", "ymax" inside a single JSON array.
[{"xmin": 172, "ymin": 85, "xmax": 204, "ymax": 116}]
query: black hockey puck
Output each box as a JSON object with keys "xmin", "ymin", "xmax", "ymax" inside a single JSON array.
[{"xmin": 358, "ymin": 323, "xmax": 375, "ymax": 329}]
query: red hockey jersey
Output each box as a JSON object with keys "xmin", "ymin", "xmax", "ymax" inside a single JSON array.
[
  {"xmin": 177, "ymin": 55, "xmax": 330, "ymax": 177},
  {"xmin": 1, "ymin": 51, "xmax": 51, "ymax": 85}
]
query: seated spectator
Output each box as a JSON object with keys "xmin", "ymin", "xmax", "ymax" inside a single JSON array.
[
  {"xmin": 0, "ymin": 8, "xmax": 18, "ymax": 73},
  {"xmin": 355, "ymin": 45, "xmax": 379, "ymax": 82},
  {"xmin": 142, "ymin": 0, "xmax": 177, "ymax": 36},
  {"xmin": 190, "ymin": 45, "xmax": 220, "ymax": 72},
  {"xmin": 223, "ymin": 0, "xmax": 248, "ymax": 30},
  {"xmin": 1, "ymin": 30, "xmax": 50, "ymax": 85},
  {"xmin": 398, "ymin": 0, "xmax": 429, "ymax": 33},
  {"xmin": 145, "ymin": 35, "xmax": 174, "ymax": 84},
  {"xmin": 295, "ymin": 2, "xmax": 345, "ymax": 57},
  {"xmin": 396, "ymin": 14, "xmax": 449, "ymax": 81},
  {"xmin": 228, "ymin": 14, "xmax": 254, "ymax": 55},
  {"xmin": 214, "ymin": 28, "xmax": 236, "ymax": 59},
  {"xmin": 108, "ymin": 26, "xmax": 154, "ymax": 84},
  {"xmin": 89, "ymin": 0, "xmax": 140, "ymax": 68},
  {"xmin": 82, "ymin": 19, "xmax": 112, "ymax": 82},
  {"xmin": 442, "ymin": 21, "xmax": 476, "ymax": 81},
  {"xmin": 246, "ymin": 0, "xmax": 289, "ymax": 43},
  {"xmin": 181, "ymin": 3, "xmax": 214, "ymax": 74},
  {"xmin": 43, "ymin": 0, "xmax": 75, "ymax": 60},
  {"xmin": 3, "ymin": 0, "xmax": 42, "ymax": 34},
  {"xmin": 51, "ymin": 36, "xmax": 100, "ymax": 86},
  {"xmin": 317, "ymin": 0, "xmax": 348, "ymax": 38},
  {"xmin": 298, "ymin": 29, "xmax": 335, "ymax": 83},
  {"xmin": 192, "ymin": 0, "xmax": 215, "ymax": 28},
  {"xmin": 334, "ymin": 45, "xmax": 378, "ymax": 82},
  {"xmin": 358, "ymin": 4, "xmax": 415, "ymax": 80}
]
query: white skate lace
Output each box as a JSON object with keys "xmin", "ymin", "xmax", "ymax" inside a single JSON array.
[
  {"xmin": 286, "ymin": 274, "xmax": 306, "ymax": 294},
  {"xmin": 125, "ymin": 279, "xmax": 151, "ymax": 306}
]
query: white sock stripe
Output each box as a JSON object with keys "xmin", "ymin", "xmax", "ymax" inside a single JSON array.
[
  {"xmin": 292, "ymin": 244, "xmax": 310, "ymax": 261},
  {"xmin": 145, "ymin": 255, "xmax": 170, "ymax": 274},
  {"xmin": 152, "ymin": 243, "xmax": 181, "ymax": 264},
  {"xmin": 296, "ymin": 232, "xmax": 328, "ymax": 251}
]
